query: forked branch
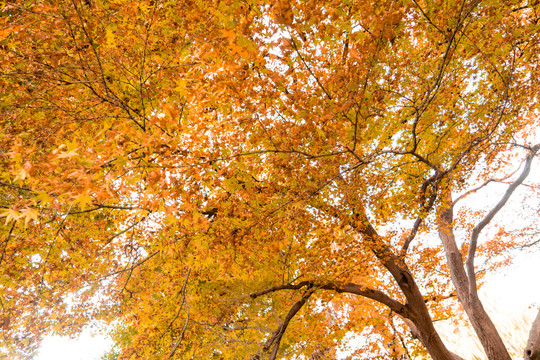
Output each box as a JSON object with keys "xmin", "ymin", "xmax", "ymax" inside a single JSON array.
[
  {"xmin": 249, "ymin": 279, "xmax": 410, "ymax": 360},
  {"xmin": 466, "ymin": 144, "xmax": 540, "ymax": 296},
  {"xmin": 251, "ymin": 290, "xmax": 313, "ymax": 360}
]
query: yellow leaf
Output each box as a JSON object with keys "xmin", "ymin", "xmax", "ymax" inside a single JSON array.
[
  {"xmin": 35, "ymin": 191, "xmax": 52, "ymax": 206},
  {"xmin": 105, "ymin": 25, "xmax": 116, "ymax": 48},
  {"xmin": 20, "ymin": 208, "xmax": 39, "ymax": 226},
  {"xmin": 54, "ymin": 141, "xmax": 79, "ymax": 159},
  {"xmin": 173, "ymin": 79, "xmax": 188, "ymax": 95},
  {"xmin": 55, "ymin": 148, "xmax": 79, "ymax": 159},
  {"xmin": 74, "ymin": 193, "xmax": 93, "ymax": 211},
  {"xmin": 13, "ymin": 168, "xmax": 28, "ymax": 182},
  {"xmin": 0, "ymin": 208, "xmax": 20, "ymax": 224}
]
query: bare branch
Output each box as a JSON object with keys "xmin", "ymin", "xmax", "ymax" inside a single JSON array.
[
  {"xmin": 438, "ymin": 188, "xmax": 515, "ymax": 360},
  {"xmin": 466, "ymin": 145, "xmax": 540, "ymax": 297},
  {"xmin": 102, "ymin": 217, "xmax": 145, "ymax": 247},
  {"xmin": 402, "ymin": 318, "xmax": 465, "ymax": 360},
  {"xmin": 289, "ymin": 37, "xmax": 332, "ymax": 100},
  {"xmin": 100, "ymin": 250, "xmax": 159, "ymax": 280},
  {"xmin": 453, "ymin": 173, "xmax": 516, "ymax": 205},
  {"xmin": 250, "ymin": 282, "xmax": 312, "ymax": 299},
  {"xmin": 67, "ymin": 203, "xmax": 152, "ymax": 215},
  {"xmin": 0, "ymin": 181, "xmax": 33, "ymax": 192},
  {"xmin": 319, "ymin": 282, "xmax": 407, "ymax": 316}
]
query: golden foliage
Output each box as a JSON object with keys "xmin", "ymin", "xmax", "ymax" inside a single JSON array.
[{"xmin": 1, "ymin": 0, "xmax": 540, "ymax": 359}]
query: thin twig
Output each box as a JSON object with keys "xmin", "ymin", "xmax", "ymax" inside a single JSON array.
[
  {"xmin": 168, "ymin": 269, "xmax": 191, "ymax": 359},
  {"xmin": 0, "ymin": 222, "xmax": 16, "ymax": 267}
]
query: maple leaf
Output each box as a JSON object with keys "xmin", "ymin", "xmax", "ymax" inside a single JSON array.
[
  {"xmin": 0, "ymin": 209, "xmax": 20, "ymax": 224},
  {"xmin": 2, "ymin": 1, "xmax": 540, "ymax": 360},
  {"xmin": 74, "ymin": 193, "xmax": 93, "ymax": 211},
  {"xmin": 19, "ymin": 208, "xmax": 39, "ymax": 226},
  {"xmin": 55, "ymin": 148, "xmax": 79, "ymax": 160}
]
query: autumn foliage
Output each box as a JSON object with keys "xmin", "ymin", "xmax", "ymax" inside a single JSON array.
[{"xmin": 2, "ymin": 0, "xmax": 540, "ymax": 359}]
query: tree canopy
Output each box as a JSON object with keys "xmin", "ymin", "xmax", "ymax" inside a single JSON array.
[{"xmin": 1, "ymin": 0, "xmax": 540, "ymax": 359}]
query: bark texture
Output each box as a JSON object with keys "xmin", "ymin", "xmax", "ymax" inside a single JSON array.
[
  {"xmin": 525, "ymin": 309, "xmax": 540, "ymax": 360},
  {"xmin": 438, "ymin": 192, "xmax": 512, "ymax": 360}
]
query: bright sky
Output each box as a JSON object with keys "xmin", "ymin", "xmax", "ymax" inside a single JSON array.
[{"xmin": 36, "ymin": 327, "xmax": 113, "ymax": 360}]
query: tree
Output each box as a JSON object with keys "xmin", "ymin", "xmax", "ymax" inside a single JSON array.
[{"xmin": 1, "ymin": 0, "xmax": 540, "ymax": 359}]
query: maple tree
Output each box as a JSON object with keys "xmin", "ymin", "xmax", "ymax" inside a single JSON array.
[{"xmin": 2, "ymin": 0, "xmax": 540, "ymax": 359}]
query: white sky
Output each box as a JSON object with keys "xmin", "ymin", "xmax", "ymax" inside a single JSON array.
[{"xmin": 36, "ymin": 329, "xmax": 113, "ymax": 360}]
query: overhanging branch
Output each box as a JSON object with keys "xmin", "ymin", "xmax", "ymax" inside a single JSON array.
[{"xmin": 249, "ymin": 280, "xmax": 407, "ymax": 317}]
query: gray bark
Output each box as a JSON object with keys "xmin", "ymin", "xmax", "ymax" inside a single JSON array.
[
  {"xmin": 402, "ymin": 319, "xmax": 465, "ymax": 360},
  {"xmin": 525, "ymin": 308, "xmax": 540, "ymax": 360},
  {"xmin": 438, "ymin": 192, "xmax": 512, "ymax": 360}
]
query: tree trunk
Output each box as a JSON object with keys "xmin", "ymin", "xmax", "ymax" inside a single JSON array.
[
  {"xmin": 402, "ymin": 318, "xmax": 464, "ymax": 360},
  {"xmin": 438, "ymin": 193, "xmax": 512, "ymax": 360},
  {"xmin": 402, "ymin": 313, "xmax": 465, "ymax": 360},
  {"xmin": 359, "ymin": 220, "xmax": 459, "ymax": 360},
  {"xmin": 525, "ymin": 308, "xmax": 540, "ymax": 360}
]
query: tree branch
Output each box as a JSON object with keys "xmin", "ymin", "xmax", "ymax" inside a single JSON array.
[
  {"xmin": 258, "ymin": 290, "xmax": 314, "ymax": 360},
  {"xmin": 525, "ymin": 308, "xmax": 540, "ymax": 360},
  {"xmin": 250, "ymin": 282, "xmax": 312, "ymax": 299},
  {"xmin": 319, "ymin": 282, "xmax": 407, "ymax": 316},
  {"xmin": 402, "ymin": 190, "xmax": 438, "ymax": 254},
  {"xmin": 289, "ymin": 37, "xmax": 332, "ymax": 100},
  {"xmin": 438, "ymin": 188, "xmax": 513, "ymax": 359},
  {"xmin": 100, "ymin": 250, "xmax": 159, "ymax": 280},
  {"xmin": 0, "ymin": 222, "xmax": 16, "ymax": 267},
  {"xmin": 402, "ymin": 318, "xmax": 465, "ymax": 360},
  {"xmin": 67, "ymin": 203, "xmax": 152, "ymax": 215},
  {"xmin": 250, "ymin": 281, "xmax": 407, "ymax": 317},
  {"xmin": 167, "ymin": 269, "xmax": 191, "ymax": 359},
  {"xmin": 466, "ymin": 144, "xmax": 539, "ymax": 297},
  {"xmin": 102, "ymin": 217, "xmax": 145, "ymax": 247}
]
